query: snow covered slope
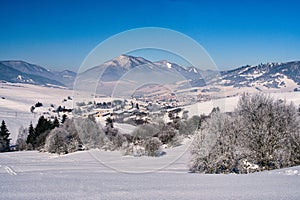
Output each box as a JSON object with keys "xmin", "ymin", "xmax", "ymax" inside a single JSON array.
[
  {"xmin": 0, "ymin": 149, "xmax": 300, "ymax": 200},
  {"xmin": 0, "ymin": 83, "xmax": 73, "ymax": 142},
  {"xmin": 220, "ymin": 61, "xmax": 300, "ymax": 91}
]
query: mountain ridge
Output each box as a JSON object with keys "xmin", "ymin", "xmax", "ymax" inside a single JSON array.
[
  {"xmin": 0, "ymin": 60, "xmax": 76, "ymax": 88},
  {"xmin": 1, "ymin": 56, "xmax": 300, "ymax": 91},
  {"xmin": 220, "ymin": 61, "xmax": 300, "ymax": 89}
]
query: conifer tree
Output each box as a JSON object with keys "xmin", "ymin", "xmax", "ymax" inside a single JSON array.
[
  {"xmin": 0, "ymin": 120, "xmax": 11, "ymax": 152},
  {"xmin": 35, "ymin": 116, "xmax": 52, "ymax": 137},
  {"xmin": 26, "ymin": 122, "xmax": 36, "ymax": 148},
  {"xmin": 52, "ymin": 117, "xmax": 60, "ymax": 129},
  {"xmin": 61, "ymin": 114, "xmax": 67, "ymax": 124}
]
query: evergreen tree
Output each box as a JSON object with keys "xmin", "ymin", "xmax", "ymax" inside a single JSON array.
[
  {"xmin": 52, "ymin": 117, "xmax": 60, "ymax": 129},
  {"xmin": 61, "ymin": 114, "xmax": 67, "ymax": 124},
  {"xmin": 0, "ymin": 120, "xmax": 11, "ymax": 152},
  {"xmin": 105, "ymin": 117, "xmax": 114, "ymax": 128},
  {"xmin": 26, "ymin": 122, "xmax": 36, "ymax": 148},
  {"xmin": 30, "ymin": 106, "xmax": 35, "ymax": 113},
  {"xmin": 26, "ymin": 116, "xmax": 58, "ymax": 149},
  {"xmin": 35, "ymin": 116, "xmax": 52, "ymax": 137},
  {"xmin": 34, "ymin": 116, "xmax": 53, "ymax": 149},
  {"xmin": 210, "ymin": 107, "xmax": 220, "ymax": 115}
]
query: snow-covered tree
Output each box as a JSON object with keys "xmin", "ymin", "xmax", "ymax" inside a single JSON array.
[
  {"xmin": 145, "ymin": 137, "xmax": 162, "ymax": 157},
  {"xmin": 189, "ymin": 111, "xmax": 241, "ymax": 173},
  {"xmin": 237, "ymin": 93, "xmax": 300, "ymax": 169},
  {"xmin": 190, "ymin": 93, "xmax": 300, "ymax": 174},
  {"xmin": 74, "ymin": 117, "xmax": 106, "ymax": 149},
  {"xmin": 16, "ymin": 126, "xmax": 28, "ymax": 151},
  {"xmin": 44, "ymin": 127, "xmax": 69, "ymax": 154}
]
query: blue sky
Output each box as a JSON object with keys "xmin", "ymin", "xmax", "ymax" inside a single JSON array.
[{"xmin": 0, "ymin": 0, "xmax": 300, "ymax": 71}]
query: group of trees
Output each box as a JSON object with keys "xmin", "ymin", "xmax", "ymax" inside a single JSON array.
[
  {"xmin": 44, "ymin": 118, "xmax": 81, "ymax": 154},
  {"xmin": 45, "ymin": 116, "xmax": 127, "ymax": 154},
  {"xmin": 190, "ymin": 93, "xmax": 300, "ymax": 174},
  {"xmin": 15, "ymin": 116, "xmax": 61, "ymax": 150},
  {"xmin": 126, "ymin": 113, "xmax": 201, "ymax": 157},
  {"xmin": 27, "ymin": 116, "xmax": 60, "ymax": 149},
  {"xmin": 41, "ymin": 111, "xmax": 200, "ymax": 156}
]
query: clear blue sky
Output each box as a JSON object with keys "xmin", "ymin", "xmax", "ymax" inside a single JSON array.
[{"xmin": 1, "ymin": 0, "xmax": 300, "ymax": 71}]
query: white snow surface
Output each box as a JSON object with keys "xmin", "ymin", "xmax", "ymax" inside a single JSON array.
[
  {"xmin": 1, "ymin": 149, "xmax": 300, "ymax": 200},
  {"xmin": 113, "ymin": 123, "xmax": 136, "ymax": 135}
]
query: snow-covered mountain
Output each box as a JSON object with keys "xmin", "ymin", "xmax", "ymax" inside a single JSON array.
[
  {"xmin": 80, "ymin": 55, "xmax": 206, "ymax": 86},
  {"xmin": 153, "ymin": 60, "xmax": 202, "ymax": 80},
  {"xmin": 82, "ymin": 55, "xmax": 153, "ymax": 82},
  {"xmin": 219, "ymin": 61, "xmax": 300, "ymax": 90},
  {"xmin": 0, "ymin": 61, "xmax": 76, "ymax": 88},
  {"xmin": 1, "ymin": 57, "xmax": 300, "ymax": 91}
]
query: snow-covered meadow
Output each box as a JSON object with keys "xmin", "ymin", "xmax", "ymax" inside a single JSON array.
[
  {"xmin": 0, "ymin": 83, "xmax": 73, "ymax": 142},
  {"xmin": 1, "ymin": 148, "xmax": 300, "ymax": 200}
]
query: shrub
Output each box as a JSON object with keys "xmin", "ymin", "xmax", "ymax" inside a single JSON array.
[
  {"xmin": 111, "ymin": 133, "xmax": 126, "ymax": 149},
  {"xmin": 122, "ymin": 143, "xmax": 146, "ymax": 157},
  {"xmin": 131, "ymin": 124, "xmax": 160, "ymax": 141},
  {"xmin": 144, "ymin": 137, "xmax": 162, "ymax": 157},
  {"xmin": 178, "ymin": 115, "xmax": 201, "ymax": 136},
  {"xmin": 156, "ymin": 125, "xmax": 177, "ymax": 144},
  {"xmin": 35, "ymin": 102, "xmax": 43, "ymax": 107},
  {"xmin": 103, "ymin": 132, "xmax": 126, "ymax": 151}
]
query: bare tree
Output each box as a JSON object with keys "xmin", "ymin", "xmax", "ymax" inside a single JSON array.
[
  {"xmin": 16, "ymin": 126, "xmax": 28, "ymax": 151},
  {"xmin": 74, "ymin": 117, "xmax": 106, "ymax": 149}
]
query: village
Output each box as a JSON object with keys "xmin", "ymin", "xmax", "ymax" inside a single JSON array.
[{"xmin": 76, "ymin": 96, "xmax": 187, "ymax": 126}]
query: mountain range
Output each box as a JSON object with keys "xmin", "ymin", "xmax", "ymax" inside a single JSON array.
[
  {"xmin": 1, "ymin": 55, "xmax": 300, "ymax": 91},
  {"xmin": 220, "ymin": 62, "xmax": 300, "ymax": 89},
  {"xmin": 0, "ymin": 60, "xmax": 76, "ymax": 88}
]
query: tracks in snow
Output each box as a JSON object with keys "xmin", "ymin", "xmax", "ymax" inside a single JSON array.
[{"xmin": 2, "ymin": 165, "xmax": 17, "ymax": 175}]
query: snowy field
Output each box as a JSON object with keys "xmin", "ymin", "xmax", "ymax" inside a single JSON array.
[
  {"xmin": 0, "ymin": 83, "xmax": 73, "ymax": 142},
  {"xmin": 1, "ymin": 148, "xmax": 300, "ymax": 200}
]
